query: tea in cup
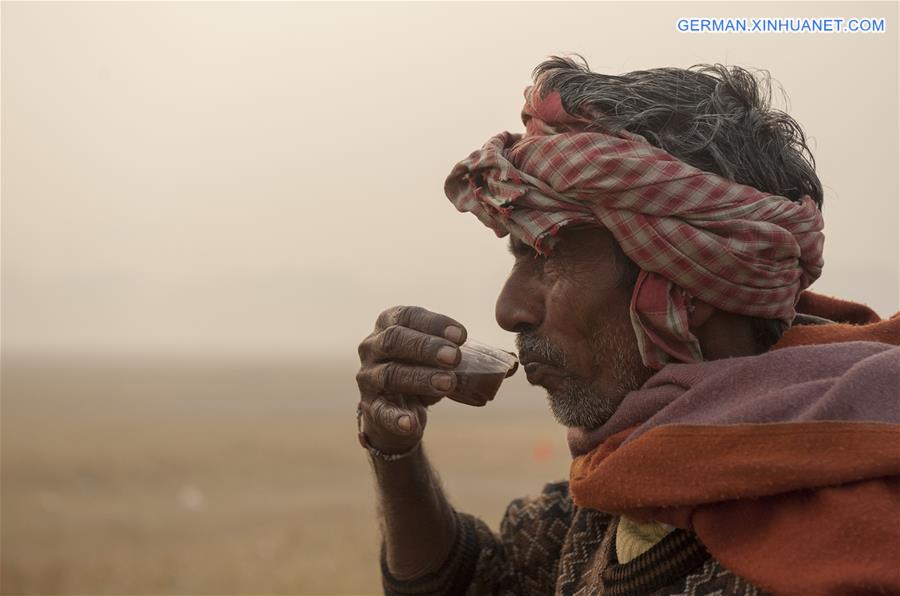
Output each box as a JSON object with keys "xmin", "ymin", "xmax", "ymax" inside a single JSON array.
[{"xmin": 447, "ymin": 339, "xmax": 518, "ymax": 406}]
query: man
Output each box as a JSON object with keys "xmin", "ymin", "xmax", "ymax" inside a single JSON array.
[{"xmin": 355, "ymin": 57, "xmax": 900, "ymax": 595}]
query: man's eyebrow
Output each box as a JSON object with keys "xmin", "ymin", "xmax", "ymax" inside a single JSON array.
[{"xmin": 507, "ymin": 237, "xmax": 537, "ymax": 257}]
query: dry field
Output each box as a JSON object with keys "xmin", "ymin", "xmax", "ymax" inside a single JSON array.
[{"xmin": 1, "ymin": 359, "xmax": 569, "ymax": 595}]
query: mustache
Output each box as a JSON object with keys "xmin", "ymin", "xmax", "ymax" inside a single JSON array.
[{"xmin": 515, "ymin": 332, "xmax": 568, "ymax": 368}]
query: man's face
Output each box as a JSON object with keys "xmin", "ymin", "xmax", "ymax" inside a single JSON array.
[{"xmin": 495, "ymin": 227, "xmax": 655, "ymax": 430}]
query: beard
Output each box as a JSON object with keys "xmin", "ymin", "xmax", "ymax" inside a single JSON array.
[{"xmin": 516, "ymin": 318, "xmax": 653, "ymax": 430}]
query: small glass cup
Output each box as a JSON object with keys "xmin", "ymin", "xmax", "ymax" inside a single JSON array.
[{"xmin": 447, "ymin": 339, "xmax": 519, "ymax": 407}]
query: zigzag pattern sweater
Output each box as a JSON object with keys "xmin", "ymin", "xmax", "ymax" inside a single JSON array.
[{"xmin": 382, "ymin": 481, "xmax": 764, "ymax": 595}]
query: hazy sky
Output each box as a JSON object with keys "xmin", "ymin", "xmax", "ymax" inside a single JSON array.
[{"xmin": 3, "ymin": 2, "xmax": 898, "ymax": 363}]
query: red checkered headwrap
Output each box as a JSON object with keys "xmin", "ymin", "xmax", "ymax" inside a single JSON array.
[{"xmin": 445, "ymin": 81, "xmax": 825, "ymax": 369}]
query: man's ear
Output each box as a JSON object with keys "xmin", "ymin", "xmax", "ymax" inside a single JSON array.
[{"xmin": 688, "ymin": 298, "xmax": 717, "ymax": 330}]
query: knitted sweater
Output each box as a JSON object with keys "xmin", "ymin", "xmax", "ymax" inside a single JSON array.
[{"xmin": 381, "ymin": 481, "xmax": 764, "ymax": 596}]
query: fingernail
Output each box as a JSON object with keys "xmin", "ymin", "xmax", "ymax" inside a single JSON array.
[
  {"xmin": 397, "ymin": 415, "xmax": 412, "ymax": 432},
  {"xmin": 431, "ymin": 372, "xmax": 452, "ymax": 391},
  {"xmin": 437, "ymin": 345, "xmax": 459, "ymax": 365},
  {"xmin": 444, "ymin": 325, "xmax": 463, "ymax": 344}
]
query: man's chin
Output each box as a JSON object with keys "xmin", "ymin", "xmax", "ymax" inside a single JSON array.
[
  {"xmin": 546, "ymin": 400, "xmax": 595, "ymax": 428},
  {"xmin": 544, "ymin": 384, "xmax": 618, "ymax": 431},
  {"xmin": 566, "ymin": 425, "xmax": 612, "ymax": 458}
]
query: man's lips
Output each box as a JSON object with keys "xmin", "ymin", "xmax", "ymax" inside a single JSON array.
[
  {"xmin": 518, "ymin": 351, "xmax": 556, "ymax": 369},
  {"xmin": 522, "ymin": 361, "xmax": 568, "ymax": 386}
]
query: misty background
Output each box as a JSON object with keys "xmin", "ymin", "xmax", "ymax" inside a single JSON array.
[
  {"xmin": 2, "ymin": 2, "xmax": 898, "ymax": 594},
  {"xmin": 3, "ymin": 2, "xmax": 898, "ymax": 366}
]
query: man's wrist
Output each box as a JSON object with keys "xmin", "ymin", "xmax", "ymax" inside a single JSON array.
[
  {"xmin": 357, "ymin": 406, "xmax": 422, "ymax": 460},
  {"xmin": 360, "ymin": 431, "xmax": 422, "ymax": 461}
]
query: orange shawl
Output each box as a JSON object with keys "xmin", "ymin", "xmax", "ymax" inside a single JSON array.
[{"xmin": 570, "ymin": 292, "xmax": 900, "ymax": 595}]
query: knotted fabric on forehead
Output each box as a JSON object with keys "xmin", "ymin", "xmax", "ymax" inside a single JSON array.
[{"xmin": 444, "ymin": 82, "xmax": 825, "ymax": 369}]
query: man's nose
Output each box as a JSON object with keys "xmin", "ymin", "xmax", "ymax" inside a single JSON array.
[{"xmin": 495, "ymin": 271, "xmax": 544, "ymax": 333}]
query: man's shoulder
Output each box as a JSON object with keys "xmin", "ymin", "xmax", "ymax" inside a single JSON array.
[
  {"xmin": 501, "ymin": 480, "xmax": 616, "ymax": 533},
  {"xmin": 501, "ymin": 480, "xmax": 572, "ymax": 531},
  {"xmin": 535, "ymin": 479, "xmax": 571, "ymax": 501},
  {"xmin": 508, "ymin": 480, "xmax": 571, "ymax": 509}
]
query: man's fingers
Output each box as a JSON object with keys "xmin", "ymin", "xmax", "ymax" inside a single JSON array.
[
  {"xmin": 375, "ymin": 306, "xmax": 467, "ymax": 345},
  {"xmin": 360, "ymin": 326, "xmax": 461, "ymax": 368},
  {"xmin": 354, "ymin": 306, "xmax": 466, "ymax": 453},
  {"xmin": 356, "ymin": 362, "xmax": 456, "ymax": 398}
]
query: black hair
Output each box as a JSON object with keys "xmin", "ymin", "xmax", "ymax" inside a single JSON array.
[{"xmin": 533, "ymin": 55, "xmax": 823, "ymax": 208}]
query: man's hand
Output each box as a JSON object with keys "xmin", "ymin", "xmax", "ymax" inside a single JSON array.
[{"xmin": 356, "ymin": 306, "xmax": 467, "ymax": 454}]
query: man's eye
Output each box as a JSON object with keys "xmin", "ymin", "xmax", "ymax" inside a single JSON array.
[{"xmin": 508, "ymin": 239, "xmax": 539, "ymax": 258}]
